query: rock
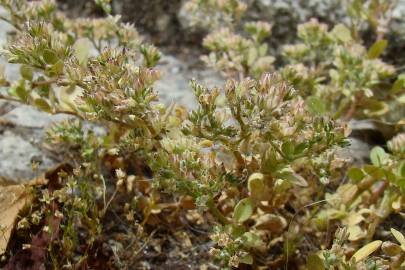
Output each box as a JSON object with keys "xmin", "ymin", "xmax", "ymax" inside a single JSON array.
[
  {"xmin": 336, "ymin": 137, "xmax": 372, "ymax": 165},
  {"xmin": 0, "ymin": 8, "xmax": 20, "ymax": 82},
  {"xmin": 349, "ymin": 119, "xmax": 397, "ymax": 143},
  {"xmin": 392, "ymin": 0, "xmax": 405, "ymax": 37},
  {"xmin": 251, "ymin": 0, "xmax": 346, "ymax": 42},
  {"xmin": 0, "ymin": 130, "xmax": 55, "ymax": 183},
  {"xmin": 110, "ymin": 0, "xmax": 183, "ymax": 45},
  {"xmin": 155, "ymin": 55, "xmax": 224, "ymax": 108},
  {"xmin": 2, "ymin": 105, "xmax": 70, "ymax": 129}
]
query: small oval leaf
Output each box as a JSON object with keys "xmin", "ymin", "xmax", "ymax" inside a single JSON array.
[
  {"xmin": 306, "ymin": 96, "xmax": 326, "ymax": 115},
  {"xmin": 367, "ymin": 39, "xmax": 388, "ymax": 59},
  {"xmin": 20, "ymin": 65, "xmax": 33, "ymax": 81},
  {"xmin": 233, "ymin": 198, "xmax": 254, "ymax": 223},
  {"xmin": 73, "ymin": 38, "xmax": 92, "ymax": 66},
  {"xmin": 34, "ymin": 98, "xmax": 52, "ymax": 113},
  {"xmin": 370, "ymin": 146, "xmax": 388, "ymax": 167},
  {"xmin": 43, "ymin": 49, "xmax": 59, "ymax": 65},
  {"xmin": 307, "ymin": 253, "xmax": 325, "ymax": 270},
  {"xmin": 347, "ymin": 167, "xmax": 365, "ymax": 182},
  {"xmin": 332, "ymin": 24, "xmax": 352, "ymax": 43}
]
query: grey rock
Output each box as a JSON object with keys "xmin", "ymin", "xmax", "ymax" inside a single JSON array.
[
  {"xmin": 349, "ymin": 119, "xmax": 398, "ymax": 141},
  {"xmin": 0, "ymin": 8, "xmax": 20, "ymax": 82},
  {"xmin": 155, "ymin": 55, "xmax": 224, "ymax": 108},
  {"xmin": 2, "ymin": 105, "xmax": 70, "ymax": 129},
  {"xmin": 336, "ymin": 137, "xmax": 371, "ymax": 165},
  {"xmin": 254, "ymin": 0, "xmax": 345, "ymax": 21},
  {"xmin": 0, "ymin": 130, "xmax": 55, "ymax": 183}
]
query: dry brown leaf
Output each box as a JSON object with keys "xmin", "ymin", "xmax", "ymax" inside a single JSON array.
[
  {"xmin": 0, "ymin": 163, "xmax": 68, "ymax": 256},
  {"xmin": 254, "ymin": 213, "xmax": 287, "ymax": 233},
  {"xmin": 0, "ymin": 184, "xmax": 32, "ymax": 254}
]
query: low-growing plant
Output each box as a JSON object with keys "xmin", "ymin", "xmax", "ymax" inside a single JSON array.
[
  {"xmin": 0, "ymin": 0, "xmax": 404, "ymax": 269},
  {"xmin": 281, "ymin": 19, "xmax": 397, "ymax": 120},
  {"xmin": 313, "ymin": 133, "xmax": 405, "ymax": 269},
  {"xmin": 202, "ymin": 21, "xmax": 274, "ymax": 79},
  {"xmin": 307, "ymin": 227, "xmax": 385, "ymax": 270},
  {"xmin": 186, "ymin": 0, "xmax": 405, "ymax": 122},
  {"xmin": 182, "ymin": 0, "xmax": 247, "ymax": 30}
]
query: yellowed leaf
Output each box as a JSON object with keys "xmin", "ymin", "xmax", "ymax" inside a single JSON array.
[
  {"xmin": 338, "ymin": 183, "xmax": 358, "ymax": 204},
  {"xmin": 0, "ymin": 184, "xmax": 32, "ymax": 254},
  {"xmin": 254, "ymin": 213, "xmax": 287, "ymax": 233},
  {"xmin": 248, "ymin": 173, "xmax": 268, "ymax": 201},
  {"xmin": 351, "ymin": 240, "xmax": 382, "ymax": 262},
  {"xmin": 391, "ymin": 228, "xmax": 405, "ymax": 247},
  {"xmin": 343, "ymin": 212, "xmax": 364, "ymax": 226},
  {"xmin": 347, "ymin": 225, "xmax": 365, "ymax": 241}
]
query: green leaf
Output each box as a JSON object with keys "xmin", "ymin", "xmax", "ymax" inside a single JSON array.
[
  {"xmin": 73, "ymin": 38, "xmax": 91, "ymax": 66},
  {"xmin": 278, "ymin": 170, "xmax": 308, "ymax": 187},
  {"xmin": 224, "ymin": 224, "xmax": 246, "ymax": 238},
  {"xmin": 347, "ymin": 167, "xmax": 365, "ymax": 182},
  {"xmin": 15, "ymin": 84, "xmax": 28, "ymax": 101},
  {"xmin": 332, "ymin": 24, "xmax": 352, "ymax": 43},
  {"xmin": 34, "ymin": 98, "xmax": 52, "ymax": 113},
  {"xmin": 351, "ymin": 240, "xmax": 382, "ymax": 262},
  {"xmin": 262, "ymin": 149, "xmax": 278, "ymax": 174},
  {"xmin": 367, "ymin": 39, "xmax": 388, "ymax": 59},
  {"xmin": 247, "ymin": 47, "xmax": 258, "ymax": 66},
  {"xmin": 306, "ymin": 96, "xmax": 326, "ymax": 115},
  {"xmin": 391, "ymin": 75, "xmax": 405, "ymax": 94},
  {"xmin": 43, "ymin": 49, "xmax": 59, "ymax": 65},
  {"xmin": 370, "ymin": 146, "xmax": 388, "ymax": 167},
  {"xmin": 20, "ymin": 65, "xmax": 33, "ymax": 81},
  {"xmin": 239, "ymin": 253, "xmax": 253, "ymax": 265},
  {"xmin": 242, "ymin": 232, "xmax": 265, "ymax": 249},
  {"xmin": 95, "ymin": 0, "xmax": 112, "ymax": 14},
  {"xmin": 397, "ymin": 178, "xmax": 405, "ymax": 188},
  {"xmin": 258, "ymin": 44, "xmax": 268, "ymax": 56},
  {"xmin": 385, "ymin": 170, "xmax": 397, "ymax": 183},
  {"xmin": 294, "ymin": 142, "xmax": 308, "ymax": 155},
  {"xmin": 363, "ymin": 99, "xmax": 389, "ymax": 117},
  {"xmin": 233, "ymin": 198, "xmax": 254, "ymax": 223},
  {"xmin": 399, "ymin": 162, "xmax": 405, "ymax": 177},
  {"xmin": 282, "ymin": 141, "xmax": 295, "ymax": 158},
  {"xmin": 51, "ymin": 61, "xmax": 64, "ymax": 75},
  {"xmin": 307, "ymin": 253, "xmax": 325, "ymax": 270},
  {"xmin": 363, "ymin": 165, "xmax": 385, "ymax": 179}
]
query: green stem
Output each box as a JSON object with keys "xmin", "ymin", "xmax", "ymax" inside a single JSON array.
[
  {"xmin": 267, "ymin": 133, "xmax": 289, "ymax": 160},
  {"xmin": 207, "ymin": 199, "xmax": 230, "ymax": 225}
]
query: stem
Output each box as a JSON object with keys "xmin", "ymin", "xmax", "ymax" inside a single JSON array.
[
  {"xmin": 343, "ymin": 99, "xmax": 356, "ymax": 121},
  {"xmin": 0, "ymin": 15, "xmax": 21, "ymax": 31},
  {"xmin": 267, "ymin": 133, "xmax": 289, "ymax": 160},
  {"xmin": 207, "ymin": 199, "xmax": 230, "ymax": 225},
  {"xmin": 0, "ymin": 94, "xmax": 83, "ymax": 119},
  {"xmin": 0, "ymin": 94, "xmax": 21, "ymax": 103},
  {"xmin": 366, "ymin": 189, "xmax": 394, "ymax": 241},
  {"xmin": 32, "ymin": 78, "xmax": 59, "ymax": 87}
]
